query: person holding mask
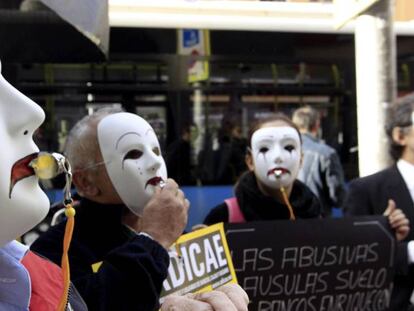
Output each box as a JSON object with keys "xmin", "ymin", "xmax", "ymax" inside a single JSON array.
[{"xmin": 32, "ymin": 110, "xmax": 249, "ymax": 311}]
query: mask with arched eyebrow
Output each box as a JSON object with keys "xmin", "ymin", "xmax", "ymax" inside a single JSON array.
[{"xmin": 98, "ymin": 112, "xmax": 168, "ymax": 215}]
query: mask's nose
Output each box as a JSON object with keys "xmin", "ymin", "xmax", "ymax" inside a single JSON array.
[
  {"xmin": 2, "ymin": 75, "xmax": 45, "ymax": 137},
  {"xmin": 147, "ymin": 150, "xmax": 162, "ymax": 173},
  {"xmin": 272, "ymin": 146, "xmax": 283, "ymax": 164}
]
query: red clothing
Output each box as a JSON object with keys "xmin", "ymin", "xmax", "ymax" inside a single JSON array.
[{"xmin": 21, "ymin": 251, "xmax": 64, "ymax": 311}]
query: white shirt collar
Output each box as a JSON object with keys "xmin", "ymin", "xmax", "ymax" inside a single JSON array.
[
  {"xmin": 397, "ymin": 159, "xmax": 414, "ymax": 201},
  {"xmin": 397, "ymin": 160, "xmax": 414, "ymax": 272},
  {"xmin": 2, "ymin": 240, "xmax": 29, "ymax": 262}
]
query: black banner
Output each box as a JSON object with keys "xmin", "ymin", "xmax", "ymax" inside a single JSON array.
[{"xmin": 226, "ymin": 216, "xmax": 396, "ymax": 311}]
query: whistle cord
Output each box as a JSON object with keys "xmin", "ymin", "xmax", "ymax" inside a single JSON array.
[
  {"xmin": 57, "ymin": 159, "xmax": 75, "ymax": 311},
  {"xmin": 57, "ymin": 201, "xmax": 76, "ymax": 311},
  {"xmin": 280, "ymin": 187, "xmax": 296, "ymax": 221}
]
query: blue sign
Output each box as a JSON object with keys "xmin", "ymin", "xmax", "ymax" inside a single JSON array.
[{"xmin": 183, "ymin": 29, "xmax": 200, "ymax": 48}]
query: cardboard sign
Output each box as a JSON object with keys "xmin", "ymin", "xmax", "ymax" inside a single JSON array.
[
  {"xmin": 226, "ymin": 216, "xmax": 396, "ymax": 311},
  {"xmin": 160, "ymin": 223, "xmax": 237, "ymax": 303}
]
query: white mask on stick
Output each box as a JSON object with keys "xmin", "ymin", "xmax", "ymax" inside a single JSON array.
[
  {"xmin": 98, "ymin": 113, "xmax": 167, "ymax": 215},
  {"xmin": 251, "ymin": 126, "xmax": 301, "ymax": 189}
]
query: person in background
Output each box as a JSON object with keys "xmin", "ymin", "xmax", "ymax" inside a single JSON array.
[
  {"xmin": 292, "ymin": 106, "xmax": 346, "ymax": 217},
  {"xmin": 213, "ymin": 121, "xmax": 248, "ymax": 185},
  {"xmin": 205, "ymin": 114, "xmax": 323, "ymax": 224},
  {"xmin": 165, "ymin": 123, "xmax": 196, "ymax": 185},
  {"xmin": 203, "ymin": 112, "xmax": 409, "ymax": 311},
  {"xmin": 204, "ymin": 114, "xmax": 408, "ymax": 241},
  {"xmin": 31, "ymin": 109, "xmax": 249, "ymax": 311},
  {"xmin": 343, "ymin": 94, "xmax": 414, "ymax": 310},
  {"xmin": 228, "ymin": 124, "xmax": 248, "ymax": 180}
]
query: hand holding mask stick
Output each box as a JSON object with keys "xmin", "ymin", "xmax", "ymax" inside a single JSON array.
[{"xmin": 30, "ymin": 152, "xmax": 75, "ymax": 311}]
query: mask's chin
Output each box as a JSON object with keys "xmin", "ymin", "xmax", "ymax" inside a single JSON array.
[
  {"xmin": 128, "ymin": 205, "xmax": 145, "ymax": 217},
  {"xmin": 127, "ymin": 190, "xmax": 153, "ymax": 216},
  {"xmin": 258, "ymin": 173, "xmax": 292, "ymax": 191},
  {"xmin": 0, "ymin": 182, "xmax": 49, "ymax": 247}
]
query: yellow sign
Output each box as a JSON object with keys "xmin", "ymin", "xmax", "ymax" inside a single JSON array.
[
  {"xmin": 160, "ymin": 223, "xmax": 237, "ymax": 303},
  {"xmin": 177, "ymin": 29, "xmax": 210, "ymax": 83},
  {"xmin": 334, "ymin": 0, "xmax": 381, "ymax": 29}
]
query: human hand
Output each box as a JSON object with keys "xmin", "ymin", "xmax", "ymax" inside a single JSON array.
[
  {"xmin": 140, "ymin": 179, "xmax": 189, "ymax": 249},
  {"xmin": 161, "ymin": 294, "xmax": 214, "ymax": 311},
  {"xmin": 213, "ymin": 283, "xmax": 249, "ymax": 311},
  {"xmin": 383, "ymin": 199, "xmax": 410, "ymax": 241},
  {"xmin": 161, "ymin": 284, "xmax": 249, "ymax": 311}
]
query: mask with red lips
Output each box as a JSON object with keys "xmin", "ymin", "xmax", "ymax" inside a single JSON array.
[
  {"xmin": 0, "ymin": 60, "xmax": 49, "ymax": 247},
  {"xmin": 251, "ymin": 126, "xmax": 301, "ymax": 190},
  {"xmin": 97, "ymin": 113, "xmax": 167, "ymax": 216}
]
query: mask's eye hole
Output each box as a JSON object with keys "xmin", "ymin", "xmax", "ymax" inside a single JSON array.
[
  {"xmin": 285, "ymin": 145, "xmax": 295, "ymax": 152},
  {"xmin": 259, "ymin": 147, "xmax": 269, "ymax": 153},
  {"xmin": 153, "ymin": 147, "xmax": 160, "ymax": 156},
  {"xmin": 124, "ymin": 149, "xmax": 143, "ymax": 160}
]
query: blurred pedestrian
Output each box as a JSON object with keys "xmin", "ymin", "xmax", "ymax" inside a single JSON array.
[
  {"xmin": 292, "ymin": 106, "xmax": 346, "ymax": 217},
  {"xmin": 166, "ymin": 124, "xmax": 196, "ymax": 185}
]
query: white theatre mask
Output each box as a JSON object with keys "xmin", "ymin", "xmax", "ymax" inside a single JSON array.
[
  {"xmin": 0, "ymin": 61, "xmax": 49, "ymax": 247},
  {"xmin": 97, "ymin": 112, "xmax": 167, "ymax": 215},
  {"xmin": 251, "ymin": 126, "xmax": 301, "ymax": 190}
]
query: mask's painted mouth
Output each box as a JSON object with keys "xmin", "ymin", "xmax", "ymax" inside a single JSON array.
[
  {"xmin": 267, "ymin": 167, "xmax": 290, "ymax": 177},
  {"xmin": 145, "ymin": 176, "xmax": 164, "ymax": 189},
  {"xmin": 9, "ymin": 153, "xmax": 38, "ymax": 198}
]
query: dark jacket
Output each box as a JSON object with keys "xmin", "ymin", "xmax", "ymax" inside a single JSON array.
[
  {"xmin": 204, "ymin": 171, "xmax": 321, "ymax": 225},
  {"xmin": 165, "ymin": 138, "xmax": 195, "ymax": 185},
  {"xmin": 343, "ymin": 165, "xmax": 414, "ymax": 311},
  {"xmin": 31, "ymin": 198, "xmax": 169, "ymax": 311},
  {"xmin": 298, "ymin": 133, "xmax": 346, "ymax": 216}
]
